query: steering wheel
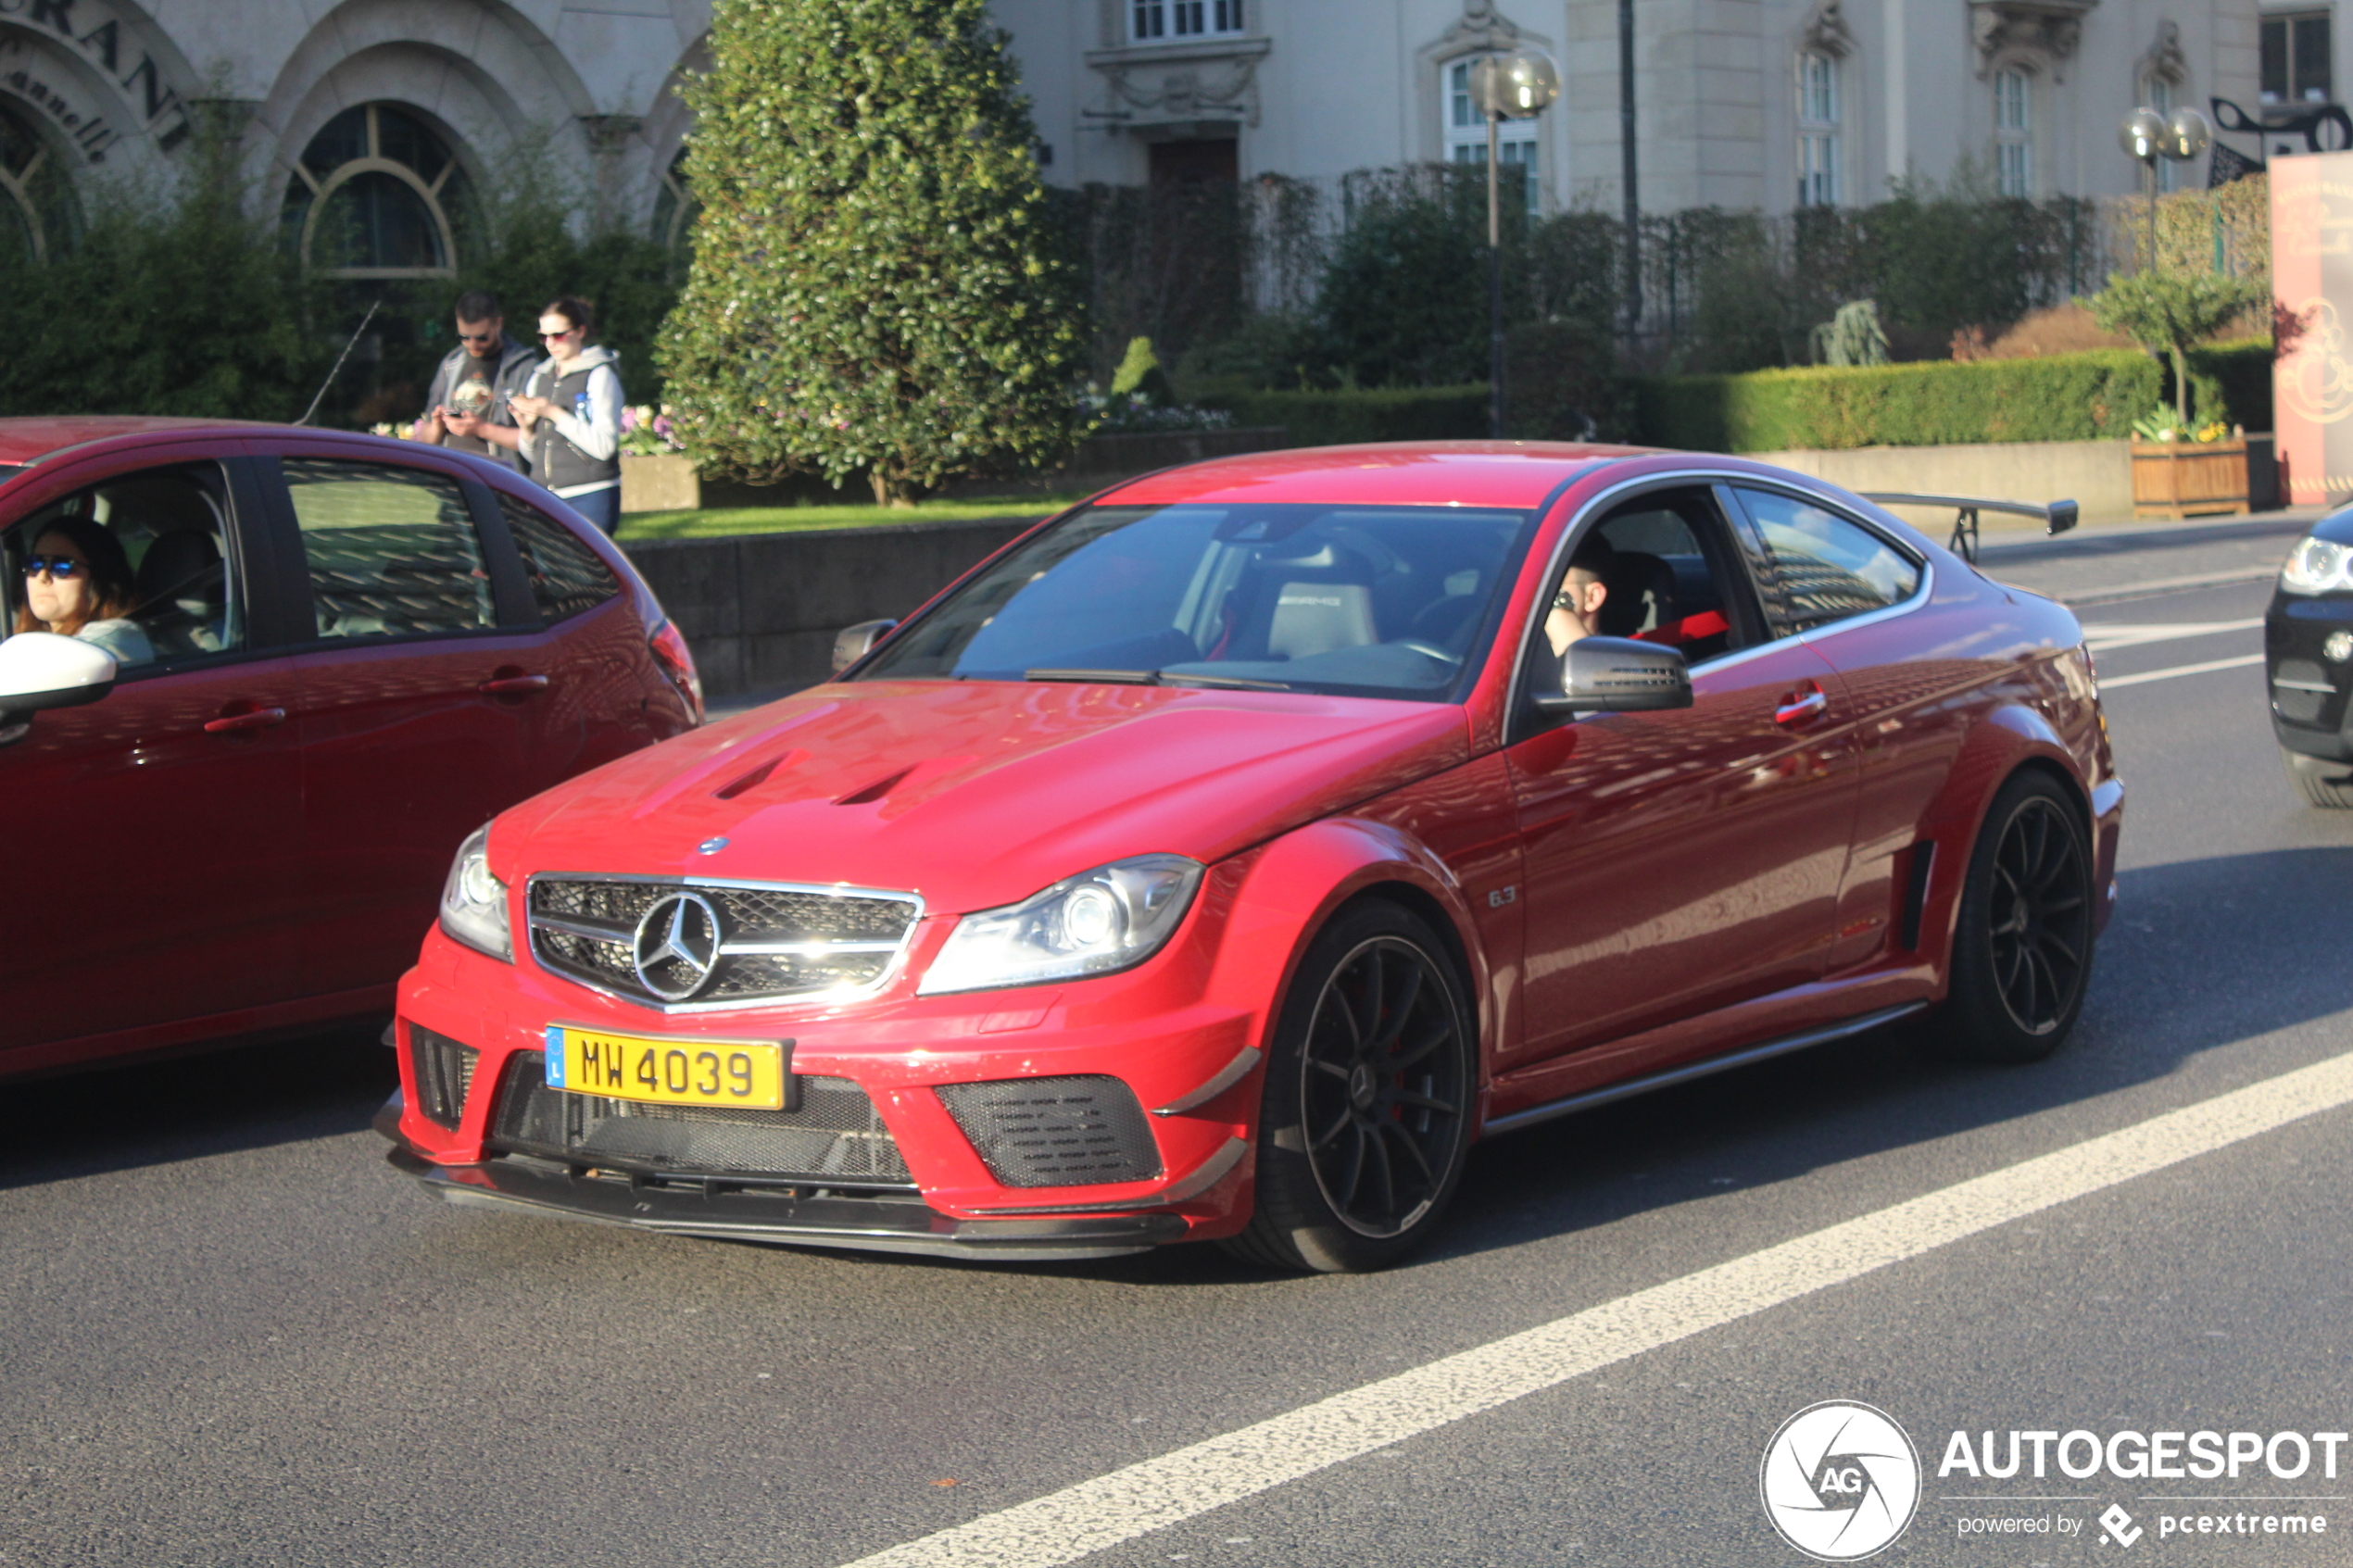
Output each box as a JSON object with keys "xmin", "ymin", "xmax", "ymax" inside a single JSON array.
[{"xmin": 1397, "ymin": 639, "xmax": 1462, "ymax": 666}]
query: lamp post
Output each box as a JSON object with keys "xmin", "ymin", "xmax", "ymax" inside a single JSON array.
[
  {"xmin": 2119, "ymin": 106, "xmax": 2212, "ymax": 272},
  {"xmin": 1470, "ymin": 47, "xmax": 1560, "ymax": 438}
]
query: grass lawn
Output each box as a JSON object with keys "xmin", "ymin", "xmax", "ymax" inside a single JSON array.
[{"xmin": 616, "ymin": 493, "xmax": 1089, "ymax": 540}]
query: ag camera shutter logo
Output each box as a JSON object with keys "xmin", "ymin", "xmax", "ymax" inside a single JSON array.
[{"xmin": 1760, "ymin": 1400, "xmax": 1922, "ymax": 1561}]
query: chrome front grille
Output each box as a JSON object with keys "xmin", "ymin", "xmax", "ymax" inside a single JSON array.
[{"xmin": 527, "ymin": 874, "xmax": 922, "ymax": 1011}]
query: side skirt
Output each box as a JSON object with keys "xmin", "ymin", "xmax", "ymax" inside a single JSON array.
[{"xmin": 1481, "ymin": 1001, "xmax": 1927, "ymax": 1137}]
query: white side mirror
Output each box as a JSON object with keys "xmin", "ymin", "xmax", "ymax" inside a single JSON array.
[{"xmin": 0, "ymin": 631, "xmax": 118, "ymax": 717}]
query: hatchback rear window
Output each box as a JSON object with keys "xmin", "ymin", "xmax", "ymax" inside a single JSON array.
[{"xmin": 498, "ymin": 493, "xmax": 620, "ymax": 623}]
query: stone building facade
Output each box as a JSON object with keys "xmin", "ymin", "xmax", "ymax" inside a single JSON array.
[
  {"xmin": 997, "ymin": 0, "xmax": 2271, "ymax": 212},
  {"xmin": 0, "ymin": 0, "xmax": 2296, "ymax": 272},
  {"xmin": 0, "ymin": 0, "xmax": 711, "ymax": 268}
]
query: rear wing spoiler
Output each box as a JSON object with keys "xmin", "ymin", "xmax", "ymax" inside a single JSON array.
[{"xmin": 1859, "ymin": 493, "xmax": 2079, "ymax": 565}]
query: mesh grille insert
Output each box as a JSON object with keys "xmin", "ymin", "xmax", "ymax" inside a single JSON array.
[
  {"xmin": 526, "ymin": 876, "xmax": 919, "ymax": 1009},
  {"xmin": 937, "ymin": 1076, "xmax": 1162, "ymax": 1188},
  {"xmin": 488, "ymin": 1052, "xmax": 913, "ymax": 1186},
  {"xmin": 409, "ymin": 1023, "xmax": 479, "ymax": 1130}
]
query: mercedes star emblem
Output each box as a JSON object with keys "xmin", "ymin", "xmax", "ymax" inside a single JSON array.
[{"xmin": 632, "ymin": 891, "xmax": 724, "ymax": 1001}]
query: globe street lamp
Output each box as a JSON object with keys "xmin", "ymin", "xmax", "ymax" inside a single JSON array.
[
  {"xmin": 1469, "ymin": 47, "xmax": 1561, "ymax": 436},
  {"xmin": 2120, "ymin": 106, "xmax": 2212, "ymax": 272}
]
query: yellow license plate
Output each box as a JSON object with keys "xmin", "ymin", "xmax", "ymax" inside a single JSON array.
[{"xmin": 546, "ymin": 1026, "xmax": 790, "ymax": 1110}]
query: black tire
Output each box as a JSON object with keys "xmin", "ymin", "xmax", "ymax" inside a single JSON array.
[
  {"xmin": 1223, "ymin": 901, "xmax": 1476, "ymax": 1273},
  {"xmin": 2282, "ymin": 747, "xmax": 2353, "ymax": 809},
  {"xmin": 1925, "ymin": 771, "xmax": 2095, "ymax": 1065}
]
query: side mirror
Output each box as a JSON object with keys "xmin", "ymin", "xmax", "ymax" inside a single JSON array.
[
  {"xmin": 0, "ymin": 632, "xmax": 117, "ymax": 723},
  {"xmin": 1536, "ymin": 635, "xmax": 1692, "ymax": 714},
  {"xmin": 832, "ymin": 618, "xmax": 899, "ymax": 674},
  {"xmin": 2045, "ymin": 499, "xmax": 2079, "ymax": 536}
]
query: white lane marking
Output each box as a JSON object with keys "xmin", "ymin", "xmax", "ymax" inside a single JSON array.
[
  {"xmin": 2099, "ymin": 654, "xmax": 2266, "ymax": 690},
  {"xmin": 841, "ymin": 1048, "xmax": 2353, "ymax": 1568},
  {"xmin": 2081, "ymin": 618, "xmax": 2263, "ymax": 651},
  {"xmin": 2052, "ymin": 565, "xmax": 2284, "ymax": 606}
]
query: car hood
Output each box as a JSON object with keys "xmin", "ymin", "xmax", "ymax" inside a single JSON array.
[{"xmin": 497, "ymin": 681, "xmax": 1470, "ymax": 913}]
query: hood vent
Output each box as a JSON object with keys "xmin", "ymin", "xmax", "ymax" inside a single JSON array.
[
  {"xmin": 834, "ymin": 766, "xmax": 912, "ymax": 806},
  {"xmin": 714, "ymin": 751, "xmax": 795, "ymax": 800}
]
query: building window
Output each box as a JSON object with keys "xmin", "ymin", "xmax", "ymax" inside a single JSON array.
[
  {"xmin": 1796, "ymin": 52, "xmax": 1841, "ymax": 206},
  {"xmin": 0, "ymin": 99, "xmax": 56, "ymax": 262},
  {"xmin": 281, "ymin": 103, "xmax": 471, "ymax": 278},
  {"xmin": 1131, "ymin": 0, "xmax": 1245, "ymax": 43},
  {"xmin": 1994, "ymin": 69, "xmax": 2032, "ymax": 196},
  {"xmin": 1443, "ymin": 56, "xmax": 1539, "ymax": 215},
  {"xmin": 2262, "ymin": 12, "xmax": 2334, "ymax": 105},
  {"xmin": 652, "ymin": 148, "xmax": 697, "ymax": 251}
]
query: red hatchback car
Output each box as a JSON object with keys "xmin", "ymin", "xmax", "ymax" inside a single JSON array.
[
  {"xmin": 0, "ymin": 417, "xmax": 701, "ymax": 1082},
  {"xmin": 380, "ymin": 443, "xmax": 2121, "ymax": 1272}
]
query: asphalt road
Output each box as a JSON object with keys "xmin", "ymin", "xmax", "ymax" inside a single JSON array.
[{"xmin": 5, "ymin": 510, "xmax": 2347, "ymax": 1568}]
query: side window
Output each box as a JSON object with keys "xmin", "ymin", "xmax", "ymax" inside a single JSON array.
[
  {"xmin": 499, "ymin": 493, "xmax": 621, "ymax": 623},
  {"xmin": 1531, "ymin": 488, "xmax": 1760, "ymax": 678},
  {"xmin": 283, "ymin": 458, "xmax": 495, "ymax": 640},
  {"xmin": 4, "ymin": 462, "xmax": 246, "ymax": 671},
  {"xmin": 1733, "ymin": 487, "xmax": 1921, "ymax": 635}
]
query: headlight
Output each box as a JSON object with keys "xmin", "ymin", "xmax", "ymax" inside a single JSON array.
[
  {"xmin": 438, "ymin": 824, "xmax": 512, "ymax": 961},
  {"xmin": 2282, "ymin": 535, "xmax": 2353, "ymax": 595},
  {"xmin": 918, "ymin": 854, "xmax": 1203, "ymax": 996}
]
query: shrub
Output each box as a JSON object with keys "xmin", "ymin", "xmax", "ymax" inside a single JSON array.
[
  {"xmin": 1506, "ymin": 318, "xmax": 1633, "ymax": 441},
  {"xmin": 1192, "ymin": 383, "xmax": 1490, "ymax": 445},
  {"xmin": 1635, "ymin": 352, "xmax": 2164, "ymax": 451},
  {"xmin": 659, "ymin": 0, "xmax": 1086, "ymax": 505},
  {"xmin": 1317, "ymin": 179, "xmax": 1491, "ymax": 388},
  {"xmin": 0, "ymin": 132, "xmax": 329, "ymax": 420},
  {"xmin": 2088, "ymin": 270, "xmax": 2271, "ymax": 424}
]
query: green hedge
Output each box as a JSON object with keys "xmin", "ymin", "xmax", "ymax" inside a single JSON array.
[
  {"xmin": 1194, "ymin": 383, "xmax": 1490, "ymax": 445},
  {"xmin": 1635, "ymin": 340, "xmax": 2275, "ymax": 452}
]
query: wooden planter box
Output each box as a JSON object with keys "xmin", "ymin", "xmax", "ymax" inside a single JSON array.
[
  {"xmin": 621, "ymin": 452, "xmax": 699, "ymax": 514},
  {"xmin": 2132, "ymin": 437, "xmax": 2247, "ymax": 520}
]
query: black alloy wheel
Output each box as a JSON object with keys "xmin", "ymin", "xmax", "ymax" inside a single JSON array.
[
  {"xmin": 1226, "ymin": 901, "xmax": 1474, "ymax": 1273},
  {"xmin": 1928, "ymin": 771, "xmax": 2095, "ymax": 1064}
]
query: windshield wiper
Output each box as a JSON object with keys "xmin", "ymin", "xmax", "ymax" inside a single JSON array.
[{"xmin": 1023, "ymin": 667, "xmax": 1291, "ymax": 691}]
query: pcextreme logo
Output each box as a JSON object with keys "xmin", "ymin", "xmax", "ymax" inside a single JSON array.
[{"xmin": 1759, "ymin": 1400, "xmax": 1923, "ymax": 1562}]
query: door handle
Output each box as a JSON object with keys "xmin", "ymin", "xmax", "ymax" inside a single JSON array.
[
  {"xmin": 203, "ymin": 706, "xmax": 286, "ymax": 734},
  {"xmin": 1773, "ymin": 684, "xmax": 1829, "ymax": 727},
  {"xmin": 479, "ymin": 673, "xmax": 550, "ymax": 696}
]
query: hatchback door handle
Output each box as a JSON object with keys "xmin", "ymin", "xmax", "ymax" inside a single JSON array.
[
  {"xmin": 479, "ymin": 673, "xmax": 550, "ymax": 695},
  {"xmin": 204, "ymin": 706, "xmax": 286, "ymax": 734},
  {"xmin": 1774, "ymin": 684, "xmax": 1829, "ymax": 726}
]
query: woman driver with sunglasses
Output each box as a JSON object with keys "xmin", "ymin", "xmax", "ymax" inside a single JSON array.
[{"xmin": 14, "ymin": 517, "xmax": 154, "ymax": 665}]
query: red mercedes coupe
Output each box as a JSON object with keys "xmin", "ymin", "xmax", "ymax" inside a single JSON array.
[{"xmin": 379, "ymin": 442, "xmax": 2121, "ymax": 1272}]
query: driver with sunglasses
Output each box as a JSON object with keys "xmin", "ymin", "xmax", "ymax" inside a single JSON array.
[
  {"xmin": 409, "ymin": 289, "xmax": 537, "ymax": 470},
  {"xmin": 13, "ymin": 517, "xmax": 153, "ymax": 665}
]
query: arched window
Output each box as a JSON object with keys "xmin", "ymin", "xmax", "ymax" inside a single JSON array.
[
  {"xmin": 0, "ymin": 98, "xmax": 66, "ymax": 263},
  {"xmin": 1443, "ymin": 56, "xmax": 1538, "ymax": 215},
  {"xmin": 1796, "ymin": 52, "xmax": 1841, "ymax": 206},
  {"xmin": 1993, "ymin": 69, "xmax": 2032, "ymax": 196},
  {"xmin": 652, "ymin": 148, "xmax": 697, "ymax": 251},
  {"xmin": 282, "ymin": 103, "xmax": 472, "ymax": 278}
]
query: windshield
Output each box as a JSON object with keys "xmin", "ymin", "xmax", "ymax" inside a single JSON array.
[{"xmin": 853, "ymin": 502, "xmax": 1538, "ymax": 702}]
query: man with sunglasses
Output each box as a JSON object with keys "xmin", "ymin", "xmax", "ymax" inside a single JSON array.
[{"xmin": 408, "ymin": 291, "xmax": 536, "ymax": 470}]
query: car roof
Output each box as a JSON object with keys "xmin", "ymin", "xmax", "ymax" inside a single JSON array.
[
  {"xmin": 1096, "ymin": 440, "xmax": 1663, "ymax": 510},
  {"xmin": 0, "ymin": 415, "xmax": 435, "ymax": 467}
]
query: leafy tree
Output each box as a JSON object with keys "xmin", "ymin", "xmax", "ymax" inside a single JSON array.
[
  {"xmin": 659, "ymin": 0, "xmax": 1085, "ymax": 505},
  {"xmin": 2086, "ymin": 270, "xmax": 2268, "ymax": 426},
  {"xmin": 1318, "ymin": 182, "xmax": 1490, "ymax": 387},
  {"xmin": 0, "ymin": 128, "xmax": 327, "ymax": 420}
]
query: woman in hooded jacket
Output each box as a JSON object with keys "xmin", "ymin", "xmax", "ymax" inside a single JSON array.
[{"xmin": 511, "ymin": 295, "xmax": 625, "ymax": 535}]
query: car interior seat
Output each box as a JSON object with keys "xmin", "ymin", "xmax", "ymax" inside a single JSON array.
[
  {"xmin": 1260, "ymin": 545, "xmax": 1378, "ymax": 661},
  {"xmin": 129, "ymin": 528, "xmax": 225, "ymax": 659},
  {"xmin": 1598, "ymin": 550, "xmax": 1677, "ymax": 638}
]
